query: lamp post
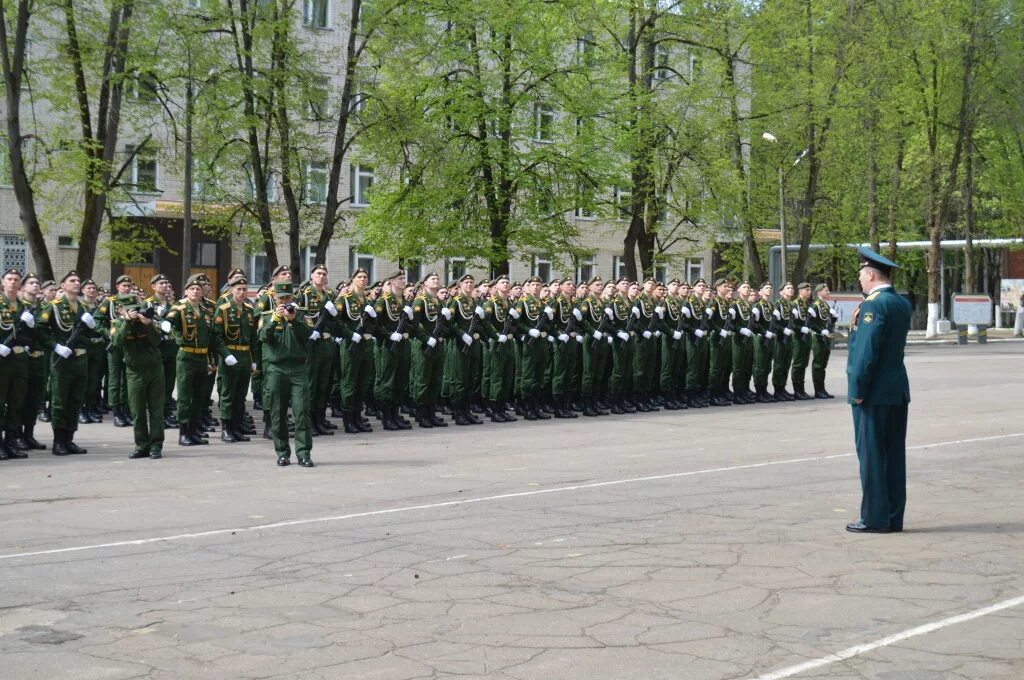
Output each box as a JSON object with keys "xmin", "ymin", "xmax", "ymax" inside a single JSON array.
[{"xmin": 762, "ymin": 132, "xmax": 807, "ymax": 282}]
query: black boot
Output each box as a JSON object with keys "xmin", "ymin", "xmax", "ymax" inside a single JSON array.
[
  {"xmin": 322, "ymin": 409, "xmax": 338, "ymax": 429},
  {"xmin": 78, "ymin": 410, "xmax": 92, "ymax": 424},
  {"xmin": 532, "ymin": 398, "xmax": 551, "ymax": 420},
  {"xmin": 342, "ymin": 411, "xmax": 361, "ymax": 434},
  {"xmin": 500, "ymin": 402, "xmax": 517, "ymax": 422},
  {"xmin": 429, "ymin": 407, "xmax": 448, "ymax": 427},
  {"xmin": 38, "ymin": 405, "xmax": 51, "ymax": 423},
  {"xmin": 231, "ymin": 416, "xmax": 251, "ymax": 442},
  {"xmin": 51, "ymin": 429, "xmax": 70, "ymax": 456},
  {"xmin": 355, "ymin": 409, "xmax": 373, "ymax": 432},
  {"xmin": 22, "ymin": 423, "xmax": 46, "ymax": 450},
  {"xmin": 5, "ymin": 432, "xmax": 28, "ymax": 458},
  {"xmin": 316, "ymin": 412, "xmax": 335, "ymax": 435},
  {"xmin": 773, "ymin": 385, "xmax": 794, "ymax": 402},
  {"xmin": 112, "ymin": 405, "xmax": 129, "ymax": 427},
  {"xmin": 416, "ymin": 405, "xmax": 435, "ymax": 428},
  {"xmin": 393, "ymin": 405, "xmax": 412, "ymax": 429},
  {"xmin": 582, "ymin": 396, "xmax": 599, "ymax": 417},
  {"xmin": 189, "ymin": 423, "xmax": 209, "ymax": 445},
  {"xmin": 178, "ymin": 425, "xmax": 196, "ymax": 447},
  {"xmin": 123, "ymin": 405, "xmax": 135, "ymax": 426},
  {"xmin": 489, "ymin": 404, "xmax": 509, "ymax": 423},
  {"xmin": 453, "ymin": 405, "xmax": 473, "ymax": 426},
  {"xmin": 252, "ymin": 396, "xmax": 263, "ymax": 411},
  {"xmin": 793, "ymin": 382, "xmax": 813, "ymax": 400},
  {"xmin": 221, "ymin": 419, "xmax": 239, "ymax": 443},
  {"xmin": 814, "ymin": 380, "xmax": 834, "ymax": 399},
  {"xmin": 0, "ymin": 433, "xmax": 13, "ymax": 460},
  {"xmin": 89, "ymin": 407, "xmax": 103, "ymax": 423},
  {"xmin": 65, "ymin": 432, "xmax": 88, "ymax": 454}
]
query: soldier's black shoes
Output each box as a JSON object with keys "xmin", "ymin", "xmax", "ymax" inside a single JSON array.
[
  {"xmin": 297, "ymin": 458, "xmax": 314, "ymax": 468},
  {"xmin": 231, "ymin": 418, "xmax": 252, "ymax": 441},
  {"xmin": 342, "ymin": 412, "xmax": 361, "ymax": 434},
  {"xmin": 79, "ymin": 411, "xmax": 92, "ymax": 424},
  {"xmin": 221, "ymin": 420, "xmax": 239, "ymax": 442},
  {"xmin": 112, "ymin": 406, "xmax": 130, "ymax": 427},
  {"xmin": 23, "ymin": 434, "xmax": 46, "ymax": 450},
  {"xmin": 392, "ymin": 406, "xmax": 412, "ymax": 429},
  {"xmin": 263, "ymin": 423, "xmax": 273, "ymax": 439},
  {"xmin": 178, "ymin": 426, "xmax": 196, "ymax": 447},
  {"xmin": 150, "ymin": 450, "xmax": 162, "ymax": 459},
  {"xmin": 845, "ymin": 521, "xmax": 891, "ymax": 534},
  {"xmin": 430, "ymin": 410, "xmax": 448, "ymax": 427},
  {"xmin": 252, "ymin": 398, "xmax": 263, "ymax": 411},
  {"xmin": 66, "ymin": 439, "xmax": 87, "ymax": 454},
  {"xmin": 454, "ymin": 408, "xmax": 473, "ymax": 425},
  {"xmin": 277, "ymin": 455, "xmax": 290, "ymax": 466},
  {"xmin": 38, "ymin": 406, "xmax": 51, "ymax": 423},
  {"xmin": 129, "ymin": 449, "xmax": 149, "ymax": 459}
]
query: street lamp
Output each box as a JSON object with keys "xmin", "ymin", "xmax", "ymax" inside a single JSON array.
[{"xmin": 762, "ymin": 132, "xmax": 807, "ymax": 281}]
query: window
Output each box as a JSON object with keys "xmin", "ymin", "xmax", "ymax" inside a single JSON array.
[
  {"xmin": 532, "ymin": 256, "xmax": 551, "ymax": 282},
  {"xmin": 689, "ymin": 51, "xmax": 702, "ymax": 80},
  {"xmin": 446, "ymin": 257, "xmax": 466, "ymax": 283},
  {"xmin": 249, "ymin": 252, "xmax": 269, "ymax": 285},
  {"xmin": 654, "ymin": 265, "xmax": 667, "ymax": 284},
  {"xmin": 1, "ymin": 234, "xmax": 27, "ymax": 274},
  {"xmin": 193, "ymin": 163, "xmax": 223, "ymax": 200},
  {"xmin": 534, "ymin": 103, "xmax": 554, "ymax": 142},
  {"xmin": 301, "ymin": 245, "xmax": 320, "ymax": 280},
  {"xmin": 613, "ymin": 256, "xmax": 627, "ymax": 280},
  {"xmin": 350, "ymin": 249, "xmax": 375, "ymax": 281},
  {"xmin": 303, "ymin": 0, "xmax": 329, "ymax": 28},
  {"xmin": 132, "ymin": 71, "xmax": 159, "ymax": 102},
  {"xmin": 0, "ymin": 135, "xmax": 10, "ymax": 186},
  {"xmin": 654, "ymin": 45, "xmax": 670, "ymax": 81},
  {"xmin": 187, "ymin": 0, "xmax": 215, "ymax": 10},
  {"xmin": 575, "ymin": 35, "xmax": 595, "ymax": 66},
  {"xmin": 308, "ymin": 76, "xmax": 330, "ymax": 119},
  {"xmin": 58, "ymin": 235, "xmax": 78, "ymax": 249},
  {"xmin": 686, "ymin": 258, "xmax": 703, "ymax": 284},
  {"xmin": 615, "ymin": 186, "xmax": 632, "ymax": 221},
  {"xmin": 129, "ymin": 144, "xmax": 159, "ymax": 193},
  {"xmin": 575, "ymin": 200, "xmax": 595, "ymax": 220},
  {"xmin": 574, "ymin": 116, "xmax": 594, "ymax": 138},
  {"xmin": 576, "ymin": 256, "xmax": 596, "ymax": 282},
  {"xmin": 306, "ymin": 161, "xmax": 328, "ymax": 204},
  {"xmin": 192, "ymin": 241, "xmax": 217, "ymax": 267},
  {"xmin": 403, "ymin": 261, "xmax": 422, "ymax": 284},
  {"xmin": 244, "ymin": 164, "xmax": 277, "ymax": 203},
  {"xmin": 350, "ymin": 164, "xmax": 374, "ymax": 206}
]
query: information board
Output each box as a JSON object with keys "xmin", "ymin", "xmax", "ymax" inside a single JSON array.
[{"xmin": 952, "ymin": 293, "xmax": 993, "ymax": 325}]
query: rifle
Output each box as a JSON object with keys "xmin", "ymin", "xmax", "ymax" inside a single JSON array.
[
  {"xmin": 305, "ymin": 298, "xmax": 335, "ymax": 347},
  {"xmin": 693, "ymin": 303, "xmax": 711, "ymax": 345},
  {"xmin": 714, "ymin": 299, "xmax": 735, "ymax": 346},
  {"xmin": 54, "ymin": 317, "xmax": 88, "ymax": 366},
  {"xmin": 558, "ymin": 300, "xmax": 583, "ymax": 342},
  {"xmin": 524, "ymin": 301, "xmax": 551, "ymax": 347},
  {"xmin": 385, "ymin": 302, "xmax": 414, "ymax": 353},
  {"xmin": 671, "ymin": 302, "xmax": 688, "ymax": 348},
  {"xmin": 422, "ymin": 302, "xmax": 450, "ymax": 355},
  {"xmin": 641, "ymin": 301, "xmax": 663, "ymax": 340}
]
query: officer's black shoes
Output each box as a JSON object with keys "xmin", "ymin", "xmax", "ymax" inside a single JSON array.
[
  {"xmin": 430, "ymin": 409, "xmax": 448, "ymax": 427},
  {"xmin": 813, "ymin": 382, "xmax": 834, "ymax": 399},
  {"xmin": 773, "ymin": 386, "xmax": 795, "ymax": 402},
  {"xmin": 189, "ymin": 425, "xmax": 209, "ymax": 445},
  {"xmin": 66, "ymin": 439, "xmax": 87, "ymax": 454},
  {"xmin": 221, "ymin": 421, "xmax": 239, "ymax": 443},
  {"xmin": 178, "ymin": 426, "xmax": 196, "ymax": 447},
  {"xmin": 252, "ymin": 398, "xmax": 263, "ymax": 411},
  {"xmin": 51, "ymin": 433, "xmax": 70, "ymax": 456},
  {"xmin": 38, "ymin": 406, "xmax": 51, "ymax": 423},
  {"xmin": 392, "ymin": 407, "xmax": 412, "ymax": 430},
  {"xmin": 231, "ymin": 418, "xmax": 251, "ymax": 442},
  {"xmin": 276, "ymin": 455, "xmax": 291, "ymax": 466},
  {"xmin": 112, "ymin": 407, "xmax": 129, "ymax": 427},
  {"xmin": 89, "ymin": 409, "xmax": 103, "ymax": 423},
  {"xmin": 129, "ymin": 449, "xmax": 149, "ymax": 459},
  {"xmin": 454, "ymin": 407, "xmax": 474, "ymax": 425},
  {"xmin": 845, "ymin": 521, "xmax": 891, "ymax": 534},
  {"xmin": 79, "ymin": 411, "xmax": 92, "ymax": 424},
  {"xmin": 3, "ymin": 434, "xmax": 28, "ymax": 458},
  {"xmin": 321, "ymin": 411, "xmax": 338, "ymax": 430},
  {"xmin": 417, "ymin": 406, "xmax": 435, "ymax": 428},
  {"xmin": 342, "ymin": 412, "xmax": 362, "ymax": 434},
  {"xmin": 297, "ymin": 458, "xmax": 315, "ymax": 468},
  {"xmin": 150, "ymin": 449, "xmax": 162, "ymax": 459}
]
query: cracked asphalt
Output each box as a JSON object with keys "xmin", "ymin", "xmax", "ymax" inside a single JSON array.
[{"xmin": 0, "ymin": 344, "xmax": 1022, "ymax": 679}]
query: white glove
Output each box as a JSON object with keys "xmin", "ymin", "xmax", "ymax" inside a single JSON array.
[
  {"xmin": 558, "ymin": 333, "xmax": 570, "ymax": 343},
  {"xmin": 642, "ymin": 330, "xmax": 652, "ymax": 339},
  {"xmin": 334, "ymin": 336, "xmax": 342, "ymax": 345},
  {"xmin": 508, "ymin": 308, "xmax": 519, "ymax": 319},
  {"xmin": 225, "ymin": 355, "xmax": 239, "ymax": 367},
  {"xmin": 616, "ymin": 330, "xmax": 629, "ymax": 342},
  {"xmin": 156, "ymin": 305, "xmax": 166, "ymax": 316},
  {"xmin": 800, "ymin": 326, "xmax": 810, "ymax": 335},
  {"xmin": 19, "ymin": 310, "xmax": 35, "ymax": 328},
  {"xmin": 729, "ymin": 307, "xmax": 736, "ymax": 318},
  {"xmin": 403, "ymin": 305, "xmax": 414, "ymax": 320},
  {"xmin": 160, "ymin": 320, "xmax": 172, "ymax": 334},
  {"xmin": 829, "ymin": 308, "xmax": 840, "ymax": 319},
  {"xmin": 474, "ymin": 306, "xmax": 485, "ymax": 319},
  {"xmin": 462, "ymin": 333, "xmax": 473, "ymax": 346},
  {"xmin": 765, "ymin": 331, "xmax": 775, "ymax": 340},
  {"xmin": 821, "ymin": 329, "xmax": 831, "ymax": 338},
  {"xmin": 752, "ymin": 307, "xmax": 761, "ymax": 320},
  {"xmin": 604, "ymin": 307, "xmax": 614, "ymax": 320},
  {"xmin": 719, "ymin": 329, "xmax": 729, "ymax": 339},
  {"xmin": 793, "ymin": 308, "xmax": 802, "ymax": 320},
  {"xmin": 672, "ymin": 330, "xmax": 682, "ymax": 340},
  {"xmin": 576, "ymin": 335, "xmax": 583, "ymax": 343},
  {"xmin": 310, "ymin": 330, "xmax": 321, "ymax": 341},
  {"xmin": 808, "ymin": 306, "xmax": 817, "ymax": 318},
  {"xmin": 680, "ymin": 306, "xmax": 691, "ymax": 318},
  {"xmin": 251, "ymin": 362, "xmax": 258, "ymax": 371},
  {"xmin": 606, "ymin": 336, "xmax": 613, "ymax": 345},
  {"xmin": 528, "ymin": 328, "xmax": 541, "ymax": 339},
  {"xmin": 740, "ymin": 327, "xmax": 753, "ymax": 337},
  {"xmin": 631, "ymin": 306, "xmax": 640, "ymax": 318},
  {"xmin": 592, "ymin": 330, "xmax": 602, "ymax": 340},
  {"xmin": 497, "ymin": 334, "xmax": 508, "ymax": 344},
  {"xmin": 547, "ymin": 335, "xmax": 554, "ymax": 343},
  {"xmin": 705, "ymin": 307, "xmax": 714, "ymax": 317},
  {"xmin": 81, "ymin": 312, "xmax": 96, "ymax": 329},
  {"xmin": 0, "ymin": 345, "xmax": 10, "ymax": 358},
  {"xmin": 772, "ymin": 309, "xmax": 781, "ymax": 320},
  {"xmin": 55, "ymin": 344, "xmax": 72, "ymax": 359},
  {"xmin": 324, "ymin": 300, "xmax": 338, "ymax": 317},
  {"xmin": 544, "ymin": 306, "xmax": 554, "ymax": 320},
  {"xmin": 655, "ymin": 306, "xmax": 664, "ymax": 319},
  {"xmin": 573, "ymin": 308, "xmax": 583, "ymax": 321},
  {"xmin": 441, "ymin": 307, "xmax": 452, "ymax": 320},
  {"xmin": 351, "ymin": 332, "xmax": 362, "ymax": 343},
  {"xmin": 783, "ymin": 327, "xmax": 793, "ymax": 336},
  {"xmin": 427, "ymin": 336, "xmax": 437, "ymax": 348},
  {"xmin": 363, "ymin": 304, "xmax": 377, "ymax": 318},
  {"xmin": 389, "ymin": 332, "xmax": 403, "ymax": 342},
  {"xmin": 654, "ymin": 330, "xmax": 661, "ymax": 337},
  {"xmin": 694, "ymin": 329, "xmax": 706, "ymax": 338}
]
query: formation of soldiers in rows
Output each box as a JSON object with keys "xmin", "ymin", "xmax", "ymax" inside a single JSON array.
[{"xmin": 0, "ymin": 264, "xmax": 838, "ymax": 467}]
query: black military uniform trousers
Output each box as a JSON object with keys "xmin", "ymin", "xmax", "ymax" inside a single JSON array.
[{"xmin": 853, "ymin": 403, "xmax": 908, "ymax": 531}]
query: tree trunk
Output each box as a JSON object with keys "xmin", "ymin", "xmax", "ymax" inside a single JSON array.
[
  {"xmin": 0, "ymin": 0, "xmax": 52, "ymax": 279},
  {"xmin": 866, "ymin": 121, "xmax": 879, "ymax": 252},
  {"xmin": 887, "ymin": 134, "xmax": 904, "ymax": 262},
  {"xmin": 270, "ymin": 0, "xmax": 302, "ymax": 277},
  {"xmin": 963, "ymin": 118, "xmax": 975, "ymax": 294},
  {"xmin": 723, "ymin": 45, "xmax": 763, "ymax": 281}
]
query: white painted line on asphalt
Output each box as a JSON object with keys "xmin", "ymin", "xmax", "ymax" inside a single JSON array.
[
  {"xmin": 0, "ymin": 432, "xmax": 1020, "ymax": 563},
  {"xmin": 748, "ymin": 593, "xmax": 1024, "ymax": 680}
]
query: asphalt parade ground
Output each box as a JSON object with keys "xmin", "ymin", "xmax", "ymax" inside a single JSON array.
[{"xmin": 1, "ymin": 344, "xmax": 1022, "ymax": 680}]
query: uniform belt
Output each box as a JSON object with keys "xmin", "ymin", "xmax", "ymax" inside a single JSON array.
[
  {"xmin": 226, "ymin": 344, "xmax": 250, "ymax": 352},
  {"xmin": 362, "ymin": 333, "xmax": 372, "ymax": 340},
  {"xmin": 180, "ymin": 346, "xmax": 208, "ymax": 355},
  {"xmin": 12, "ymin": 346, "xmax": 25, "ymax": 354},
  {"xmin": 29, "ymin": 350, "xmax": 43, "ymax": 358},
  {"xmin": 321, "ymin": 333, "xmax": 332, "ymax": 340}
]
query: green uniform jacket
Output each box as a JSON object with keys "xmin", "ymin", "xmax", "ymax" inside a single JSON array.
[
  {"xmin": 258, "ymin": 309, "xmax": 313, "ymax": 363},
  {"xmin": 111, "ymin": 317, "xmax": 161, "ymax": 367},
  {"xmin": 299, "ymin": 285, "xmax": 337, "ymax": 339},
  {"xmin": 412, "ymin": 291, "xmax": 447, "ymax": 342},
  {"xmin": 338, "ymin": 291, "xmax": 375, "ymax": 340},
  {"xmin": 37, "ymin": 296, "xmax": 92, "ymax": 351},
  {"xmin": 213, "ymin": 299, "xmax": 257, "ymax": 359},
  {"xmin": 164, "ymin": 301, "xmax": 216, "ymax": 353},
  {"xmin": 846, "ymin": 287, "xmax": 911, "ymax": 405},
  {"xmin": 373, "ymin": 292, "xmax": 413, "ymax": 340}
]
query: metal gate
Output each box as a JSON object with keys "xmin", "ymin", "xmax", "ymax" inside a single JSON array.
[{"xmin": 1, "ymin": 234, "xmax": 27, "ymax": 274}]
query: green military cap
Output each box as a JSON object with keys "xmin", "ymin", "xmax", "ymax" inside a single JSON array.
[
  {"xmin": 692, "ymin": 277, "xmax": 706, "ymax": 286},
  {"xmin": 114, "ymin": 274, "xmax": 133, "ymax": 286},
  {"xmin": 2, "ymin": 267, "xmax": 21, "ymax": 278},
  {"xmin": 525, "ymin": 275, "xmax": 543, "ymax": 284},
  {"xmin": 814, "ymin": 282, "xmax": 829, "ymax": 293},
  {"xmin": 759, "ymin": 281, "xmax": 773, "ymax": 290},
  {"xmin": 421, "ymin": 271, "xmax": 440, "ymax": 282},
  {"xmin": 856, "ymin": 245, "xmax": 898, "ymax": 274},
  {"xmin": 271, "ymin": 265, "xmax": 291, "ymax": 278},
  {"xmin": 548, "ymin": 278, "xmax": 559, "ymax": 287},
  {"xmin": 227, "ymin": 267, "xmax": 245, "ymax": 279},
  {"xmin": 654, "ymin": 280, "xmax": 666, "ymax": 289},
  {"xmin": 588, "ymin": 275, "xmax": 603, "ymax": 286},
  {"xmin": 560, "ymin": 276, "xmax": 574, "ymax": 285},
  {"xmin": 384, "ymin": 270, "xmax": 404, "ymax": 281},
  {"xmin": 351, "ymin": 267, "xmax": 368, "ymax": 278},
  {"xmin": 737, "ymin": 279, "xmax": 751, "ymax": 287},
  {"xmin": 668, "ymin": 277, "xmax": 681, "ymax": 285},
  {"xmin": 21, "ymin": 272, "xmax": 40, "ymax": 285},
  {"xmin": 511, "ymin": 281, "xmax": 521, "ymax": 288},
  {"xmin": 228, "ymin": 273, "xmax": 248, "ymax": 286},
  {"xmin": 311, "ymin": 263, "xmax": 328, "ymax": 275},
  {"xmin": 273, "ymin": 281, "xmax": 294, "ymax": 297},
  {"xmin": 797, "ymin": 281, "xmax": 811, "ymax": 291},
  {"xmin": 643, "ymin": 276, "xmax": 656, "ymax": 284},
  {"xmin": 615, "ymin": 276, "xmax": 630, "ymax": 285},
  {"xmin": 457, "ymin": 273, "xmax": 474, "ymax": 283},
  {"xmin": 41, "ymin": 279, "xmax": 56, "ymax": 290},
  {"xmin": 184, "ymin": 274, "xmax": 204, "ymax": 290},
  {"xmin": 713, "ymin": 277, "xmax": 729, "ymax": 288},
  {"xmin": 81, "ymin": 278, "xmax": 96, "ymax": 288},
  {"xmin": 781, "ymin": 280, "xmax": 794, "ymax": 288},
  {"xmin": 492, "ymin": 274, "xmax": 510, "ymax": 284},
  {"xmin": 195, "ymin": 273, "xmax": 211, "ymax": 284},
  {"xmin": 60, "ymin": 270, "xmax": 80, "ymax": 283},
  {"xmin": 150, "ymin": 273, "xmax": 169, "ymax": 285}
]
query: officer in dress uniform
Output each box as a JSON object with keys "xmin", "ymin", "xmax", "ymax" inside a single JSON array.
[
  {"xmin": 12, "ymin": 273, "xmax": 47, "ymax": 453},
  {"xmin": 79, "ymin": 279, "xmax": 106, "ymax": 423},
  {"xmin": 164, "ymin": 274, "xmax": 215, "ymax": 447},
  {"xmin": 299, "ymin": 264, "xmax": 340, "ymax": 436},
  {"xmin": 790, "ymin": 281, "xmax": 814, "ymax": 400},
  {"xmin": 771, "ymin": 281, "xmax": 797, "ymax": 401},
  {"xmin": 846, "ymin": 246, "xmax": 911, "ymax": 533},
  {"xmin": 751, "ymin": 281, "xmax": 777, "ymax": 403},
  {"xmin": 480, "ymin": 275, "xmax": 517, "ymax": 423},
  {"xmin": 807, "ymin": 283, "xmax": 837, "ymax": 399},
  {"xmin": 213, "ymin": 273, "xmax": 258, "ymax": 442},
  {"xmin": 146, "ymin": 274, "xmax": 179, "ymax": 427},
  {"xmin": 410, "ymin": 272, "xmax": 451, "ymax": 428},
  {"xmin": 632, "ymin": 278, "xmax": 662, "ymax": 412},
  {"xmin": 729, "ymin": 280, "xmax": 756, "ymax": 404},
  {"xmin": 97, "ymin": 275, "xmax": 136, "ymax": 427},
  {"xmin": 550, "ymin": 277, "xmax": 581, "ymax": 418},
  {"xmin": 338, "ymin": 267, "xmax": 376, "ymax": 434},
  {"xmin": 682, "ymin": 278, "xmax": 710, "ymax": 408},
  {"xmin": 705, "ymin": 278, "xmax": 734, "ymax": 406},
  {"xmin": 253, "ymin": 265, "xmax": 293, "ymax": 410},
  {"xmin": 0, "ymin": 268, "xmax": 33, "ymax": 459},
  {"xmin": 447, "ymin": 274, "xmax": 486, "ymax": 425},
  {"xmin": 576, "ymin": 276, "xmax": 610, "ymax": 417},
  {"xmin": 373, "ymin": 271, "xmax": 414, "ymax": 431},
  {"xmin": 658, "ymin": 279, "xmax": 686, "ymax": 411}
]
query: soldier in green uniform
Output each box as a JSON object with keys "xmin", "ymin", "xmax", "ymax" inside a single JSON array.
[
  {"xmin": 751, "ymin": 281, "xmax": 777, "ymax": 403},
  {"xmin": 550, "ymin": 277, "xmax": 582, "ymax": 418},
  {"xmin": 606, "ymin": 277, "xmax": 636, "ymax": 414},
  {"xmin": 164, "ymin": 274, "xmax": 215, "ymax": 446},
  {"xmin": 410, "ymin": 272, "xmax": 451, "ymax": 428},
  {"xmin": 38, "ymin": 271, "xmax": 96, "ymax": 455},
  {"xmin": 338, "ymin": 268, "xmax": 376, "ymax": 433},
  {"xmin": 771, "ymin": 281, "xmax": 797, "ymax": 401},
  {"xmin": 259, "ymin": 281, "xmax": 315, "ymax": 467},
  {"xmin": 79, "ymin": 279, "xmax": 106, "ymax": 423},
  {"xmin": 480, "ymin": 275, "xmax": 517, "ymax": 423},
  {"xmin": 683, "ymin": 278, "xmax": 710, "ymax": 408},
  {"xmin": 299, "ymin": 264, "xmax": 340, "ymax": 435},
  {"xmin": 790, "ymin": 281, "xmax": 814, "ymax": 400},
  {"xmin": 372, "ymin": 271, "xmax": 414, "ymax": 431},
  {"xmin": 729, "ymin": 281, "xmax": 756, "ymax": 404},
  {"xmin": 807, "ymin": 283, "xmax": 836, "ymax": 399},
  {"xmin": 11, "ymin": 273, "xmax": 47, "ymax": 452},
  {"xmin": 846, "ymin": 247, "xmax": 911, "ymax": 533},
  {"xmin": 0, "ymin": 268, "xmax": 32, "ymax": 459},
  {"xmin": 446, "ymin": 274, "xmax": 486, "ymax": 425},
  {"xmin": 705, "ymin": 278, "xmax": 734, "ymax": 406},
  {"xmin": 576, "ymin": 277, "xmax": 610, "ymax": 417},
  {"xmin": 195, "ymin": 275, "xmax": 221, "ymax": 430},
  {"xmin": 512, "ymin": 276, "xmax": 552, "ymax": 421},
  {"xmin": 36, "ymin": 280, "xmax": 57, "ymax": 424},
  {"xmin": 213, "ymin": 273, "xmax": 257, "ymax": 442},
  {"xmin": 146, "ymin": 274, "xmax": 179, "ymax": 427},
  {"xmin": 630, "ymin": 279, "xmax": 662, "ymax": 412},
  {"xmin": 658, "ymin": 279, "xmax": 686, "ymax": 410},
  {"xmin": 112, "ymin": 294, "xmax": 165, "ymax": 459},
  {"xmin": 96, "ymin": 275, "xmax": 136, "ymax": 427}
]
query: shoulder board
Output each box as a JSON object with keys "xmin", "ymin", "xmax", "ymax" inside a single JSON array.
[
  {"xmin": 866, "ymin": 291, "xmax": 880, "ymax": 302},
  {"xmin": 243, "ymin": 301, "xmax": 254, "ymax": 309},
  {"xmin": 218, "ymin": 302, "xmax": 230, "ymax": 310}
]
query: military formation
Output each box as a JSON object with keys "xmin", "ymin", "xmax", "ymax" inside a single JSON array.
[{"xmin": 0, "ymin": 265, "xmax": 839, "ymax": 468}]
